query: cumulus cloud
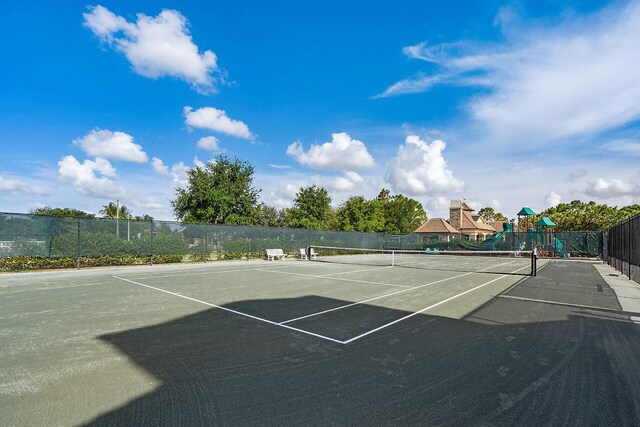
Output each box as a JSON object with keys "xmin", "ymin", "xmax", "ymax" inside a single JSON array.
[
  {"xmin": 83, "ymin": 5, "xmax": 223, "ymax": 94},
  {"xmin": 385, "ymin": 136, "xmax": 464, "ymax": 196},
  {"xmin": 74, "ymin": 129, "xmax": 148, "ymax": 163},
  {"xmin": 377, "ymin": 2, "xmax": 640, "ymax": 146},
  {"xmin": 57, "ymin": 155, "xmax": 127, "ymax": 198},
  {"xmin": 193, "ymin": 157, "xmax": 206, "ymax": 169},
  {"xmin": 286, "ymin": 132, "xmax": 375, "ymax": 171},
  {"xmin": 197, "ymin": 136, "xmax": 220, "ymax": 152},
  {"xmin": 544, "ymin": 191, "xmax": 562, "ymax": 207},
  {"xmin": 170, "ymin": 162, "xmax": 189, "ymax": 189},
  {"xmin": 264, "ymin": 183, "xmax": 299, "ymax": 209},
  {"xmin": 584, "ymin": 177, "xmax": 638, "ymax": 199},
  {"xmin": 424, "ymin": 196, "xmax": 451, "ymax": 216},
  {"xmin": 0, "ymin": 175, "xmax": 48, "ymax": 196},
  {"xmin": 312, "ymin": 171, "xmax": 364, "ymax": 192},
  {"xmin": 184, "ymin": 106, "xmax": 254, "ymax": 140},
  {"xmin": 150, "ymin": 157, "xmax": 169, "ymax": 175}
]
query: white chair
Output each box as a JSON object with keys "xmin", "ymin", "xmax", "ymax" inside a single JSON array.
[
  {"xmin": 266, "ymin": 248, "xmax": 285, "ymax": 261},
  {"xmin": 299, "ymin": 248, "xmax": 317, "ymax": 260}
]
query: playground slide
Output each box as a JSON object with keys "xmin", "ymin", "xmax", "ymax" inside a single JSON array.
[{"xmin": 551, "ymin": 237, "xmax": 568, "ymax": 257}]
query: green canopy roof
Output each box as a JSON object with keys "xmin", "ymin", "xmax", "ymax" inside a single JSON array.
[
  {"xmin": 535, "ymin": 216, "xmax": 556, "ymax": 227},
  {"xmin": 517, "ymin": 207, "xmax": 536, "ymax": 216}
]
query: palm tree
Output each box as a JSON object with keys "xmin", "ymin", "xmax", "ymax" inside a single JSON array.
[{"xmin": 100, "ymin": 202, "xmax": 131, "ymax": 219}]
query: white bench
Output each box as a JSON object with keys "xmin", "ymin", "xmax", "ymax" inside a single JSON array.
[
  {"xmin": 266, "ymin": 248, "xmax": 285, "ymax": 261},
  {"xmin": 299, "ymin": 248, "xmax": 317, "ymax": 260}
]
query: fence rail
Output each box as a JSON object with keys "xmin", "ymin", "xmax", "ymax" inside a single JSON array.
[{"xmin": 606, "ymin": 213, "xmax": 640, "ymax": 282}]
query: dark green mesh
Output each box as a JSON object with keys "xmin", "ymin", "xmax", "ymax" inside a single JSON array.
[{"xmin": 0, "ymin": 212, "xmax": 604, "ymax": 269}]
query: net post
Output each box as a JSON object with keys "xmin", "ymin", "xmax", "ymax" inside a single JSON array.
[
  {"xmin": 392, "ymin": 250, "xmax": 395, "ymax": 267},
  {"xmin": 306, "ymin": 245, "xmax": 311, "ymax": 261},
  {"xmin": 76, "ymin": 219, "xmax": 80, "ymax": 270},
  {"xmin": 531, "ymin": 247, "xmax": 537, "ymax": 277}
]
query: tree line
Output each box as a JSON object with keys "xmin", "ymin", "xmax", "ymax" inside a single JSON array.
[
  {"xmin": 29, "ymin": 155, "xmax": 640, "ymax": 233},
  {"xmin": 171, "ymin": 156, "xmax": 427, "ymax": 234}
]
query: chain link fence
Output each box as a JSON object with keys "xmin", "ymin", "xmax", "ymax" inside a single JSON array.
[{"xmin": 0, "ymin": 212, "xmax": 604, "ymax": 271}]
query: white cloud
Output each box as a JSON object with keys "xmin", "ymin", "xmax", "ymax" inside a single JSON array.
[
  {"xmin": 385, "ymin": 136, "xmax": 464, "ymax": 196},
  {"xmin": 184, "ymin": 106, "xmax": 254, "ymax": 140},
  {"xmin": 197, "ymin": 136, "xmax": 220, "ymax": 152},
  {"xmin": 601, "ymin": 139, "xmax": 640, "ymax": 155},
  {"xmin": 312, "ymin": 171, "xmax": 364, "ymax": 192},
  {"xmin": 193, "ymin": 157, "xmax": 206, "ymax": 169},
  {"xmin": 170, "ymin": 162, "xmax": 189, "ymax": 189},
  {"xmin": 584, "ymin": 177, "xmax": 638, "ymax": 199},
  {"xmin": 74, "ymin": 129, "xmax": 148, "ymax": 163},
  {"xmin": 151, "ymin": 157, "xmax": 169, "ymax": 175},
  {"xmin": 424, "ymin": 196, "xmax": 450, "ymax": 216},
  {"xmin": 57, "ymin": 155, "xmax": 127, "ymax": 199},
  {"xmin": 568, "ymin": 168, "xmax": 588, "ymax": 182},
  {"xmin": 83, "ymin": 6, "xmax": 222, "ymax": 94},
  {"xmin": 268, "ymin": 164, "xmax": 291, "ymax": 170},
  {"xmin": 286, "ymin": 132, "xmax": 375, "ymax": 171},
  {"xmin": 488, "ymin": 199, "xmax": 503, "ymax": 210},
  {"xmin": 377, "ymin": 2, "xmax": 640, "ymax": 146},
  {"xmin": 0, "ymin": 175, "xmax": 48, "ymax": 196},
  {"xmin": 127, "ymin": 195, "xmax": 164, "ymax": 210},
  {"xmin": 544, "ymin": 191, "xmax": 562, "ymax": 207},
  {"xmin": 264, "ymin": 183, "xmax": 299, "ymax": 209}
]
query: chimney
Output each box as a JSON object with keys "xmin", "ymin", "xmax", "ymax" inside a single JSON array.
[{"xmin": 449, "ymin": 200, "xmax": 462, "ymax": 231}]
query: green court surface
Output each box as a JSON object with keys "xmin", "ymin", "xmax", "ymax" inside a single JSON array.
[{"xmin": 2, "ymin": 257, "xmax": 640, "ymax": 425}]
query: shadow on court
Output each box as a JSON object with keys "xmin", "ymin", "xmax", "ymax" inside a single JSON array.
[{"xmin": 86, "ymin": 277, "xmax": 640, "ymax": 426}]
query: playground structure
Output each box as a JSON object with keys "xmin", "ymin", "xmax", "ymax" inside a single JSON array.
[{"xmin": 421, "ymin": 208, "xmax": 600, "ymax": 258}]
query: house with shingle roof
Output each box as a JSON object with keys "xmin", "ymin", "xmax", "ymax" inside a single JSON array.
[
  {"xmin": 414, "ymin": 200, "xmax": 498, "ymax": 241},
  {"xmin": 414, "ymin": 218, "xmax": 460, "ymax": 242}
]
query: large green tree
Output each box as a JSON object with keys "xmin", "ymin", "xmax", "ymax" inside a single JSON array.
[
  {"xmin": 378, "ymin": 191, "xmax": 427, "ymax": 234},
  {"xmin": 536, "ymin": 200, "xmax": 640, "ymax": 231},
  {"xmin": 335, "ymin": 196, "xmax": 385, "ymax": 232},
  {"xmin": 29, "ymin": 206, "xmax": 95, "ymax": 219},
  {"xmin": 285, "ymin": 185, "xmax": 332, "ymax": 229},
  {"xmin": 253, "ymin": 203, "xmax": 285, "ymax": 227},
  {"xmin": 172, "ymin": 156, "xmax": 260, "ymax": 224},
  {"xmin": 478, "ymin": 207, "xmax": 508, "ymax": 222}
]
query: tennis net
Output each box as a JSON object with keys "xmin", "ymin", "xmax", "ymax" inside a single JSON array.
[{"xmin": 308, "ymin": 245, "xmax": 537, "ymax": 276}]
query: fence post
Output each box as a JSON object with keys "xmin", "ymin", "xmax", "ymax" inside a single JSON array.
[
  {"xmin": 629, "ymin": 219, "xmax": 632, "ymax": 280},
  {"xmin": 150, "ymin": 220, "xmax": 154, "ymax": 266},
  {"xmin": 76, "ymin": 219, "xmax": 80, "ymax": 269},
  {"xmin": 204, "ymin": 234, "xmax": 208, "ymax": 263}
]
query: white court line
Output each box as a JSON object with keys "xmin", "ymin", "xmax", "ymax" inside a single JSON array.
[
  {"xmin": 256, "ymin": 269, "xmax": 412, "ymax": 289},
  {"xmin": 279, "ymin": 258, "xmax": 521, "ymax": 324},
  {"xmin": 112, "ymin": 275, "xmax": 344, "ymax": 344},
  {"xmin": 316, "ymin": 266, "xmax": 394, "ymax": 277},
  {"xmin": 129, "ymin": 263, "xmax": 300, "ymax": 279},
  {"xmin": 342, "ymin": 264, "xmax": 532, "ymax": 344},
  {"xmin": 279, "ymin": 270, "xmax": 476, "ymax": 324}
]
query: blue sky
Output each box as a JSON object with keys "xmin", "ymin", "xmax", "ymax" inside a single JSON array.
[{"xmin": 1, "ymin": 0, "xmax": 639, "ymax": 220}]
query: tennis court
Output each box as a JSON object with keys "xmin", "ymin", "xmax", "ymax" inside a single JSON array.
[{"xmin": 2, "ymin": 253, "xmax": 640, "ymax": 425}]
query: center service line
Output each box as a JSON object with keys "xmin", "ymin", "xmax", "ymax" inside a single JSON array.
[
  {"xmin": 342, "ymin": 263, "xmax": 532, "ymax": 344},
  {"xmin": 112, "ymin": 275, "xmax": 345, "ymax": 345}
]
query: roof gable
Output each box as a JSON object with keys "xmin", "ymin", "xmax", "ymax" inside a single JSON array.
[
  {"xmin": 415, "ymin": 218, "xmax": 460, "ymax": 234},
  {"xmin": 460, "ymin": 211, "xmax": 497, "ymax": 232}
]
